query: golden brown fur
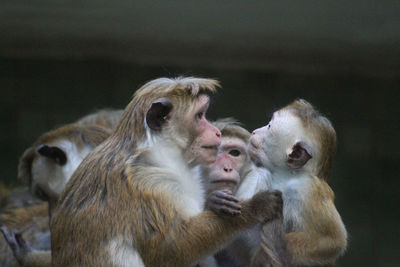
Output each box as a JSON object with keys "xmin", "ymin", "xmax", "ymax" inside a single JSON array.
[
  {"xmin": 77, "ymin": 109, "xmax": 123, "ymax": 130},
  {"xmin": 282, "ymin": 100, "xmax": 336, "ymax": 181},
  {"xmin": 51, "ymin": 77, "xmax": 282, "ymax": 266},
  {"xmin": 249, "ymin": 99, "xmax": 347, "ymax": 266},
  {"xmin": 18, "ymin": 124, "xmax": 112, "ymax": 186}
]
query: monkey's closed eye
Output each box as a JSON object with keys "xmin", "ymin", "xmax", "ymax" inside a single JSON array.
[
  {"xmin": 196, "ymin": 112, "xmax": 204, "ymax": 120},
  {"xmin": 229, "ymin": 150, "xmax": 241, "ymax": 157}
]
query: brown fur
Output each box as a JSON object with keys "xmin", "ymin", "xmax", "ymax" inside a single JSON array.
[
  {"xmin": 0, "ymin": 182, "xmax": 11, "ymax": 208},
  {"xmin": 77, "ymin": 109, "xmax": 123, "ymax": 130},
  {"xmin": 213, "ymin": 118, "xmax": 251, "ymax": 143},
  {"xmin": 18, "ymin": 123, "xmax": 112, "ymax": 187},
  {"xmin": 249, "ymin": 99, "xmax": 347, "ymax": 266},
  {"xmin": 51, "ymin": 77, "xmax": 282, "ymax": 266},
  {"xmin": 283, "ymin": 99, "xmax": 336, "ymax": 181}
]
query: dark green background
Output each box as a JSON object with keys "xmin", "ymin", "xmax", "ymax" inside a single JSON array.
[{"xmin": 1, "ymin": 1, "xmax": 399, "ymax": 266}]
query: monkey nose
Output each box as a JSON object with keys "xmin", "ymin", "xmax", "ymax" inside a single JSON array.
[{"xmin": 223, "ymin": 167, "xmax": 233, "ymax": 172}]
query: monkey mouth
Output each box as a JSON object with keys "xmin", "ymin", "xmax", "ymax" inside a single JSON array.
[
  {"xmin": 211, "ymin": 179, "xmax": 238, "ymax": 186},
  {"xmin": 201, "ymin": 145, "xmax": 218, "ymax": 151}
]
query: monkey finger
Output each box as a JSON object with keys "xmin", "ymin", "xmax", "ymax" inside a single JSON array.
[
  {"xmin": 0, "ymin": 226, "xmax": 19, "ymax": 251},
  {"xmin": 211, "ymin": 196, "xmax": 242, "ymax": 210},
  {"xmin": 220, "ymin": 189, "xmax": 233, "ymax": 195},
  {"xmin": 217, "ymin": 205, "xmax": 241, "ymax": 216},
  {"xmin": 211, "ymin": 191, "xmax": 239, "ymax": 202}
]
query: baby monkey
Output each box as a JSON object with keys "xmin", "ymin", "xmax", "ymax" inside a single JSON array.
[{"xmin": 248, "ymin": 99, "xmax": 347, "ymax": 266}]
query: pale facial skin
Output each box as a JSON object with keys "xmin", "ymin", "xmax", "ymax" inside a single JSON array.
[
  {"xmin": 183, "ymin": 95, "xmax": 222, "ymax": 165},
  {"xmin": 203, "ymin": 136, "xmax": 248, "ymax": 193},
  {"xmin": 203, "ymin": 136, "xmax": 249, "ymax": 216},
  {"xmin": 248, "ymin": 110, "xmax": 305, "ymax": 172}
]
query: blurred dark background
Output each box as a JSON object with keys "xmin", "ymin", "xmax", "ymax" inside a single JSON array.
[{"xmin": 1, "ymin": 1, "xmax": 399, "ymax": 266}]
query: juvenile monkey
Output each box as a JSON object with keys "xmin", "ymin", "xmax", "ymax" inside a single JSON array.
[
  {"xmin": 248, "ymin": 99, "xmax": 347, "ymax": 266},
  {"xmin": 1, "ymin": 110, "xmax": 120, "ymax": 266},
  {"xmin": 51, "ymin": 77, "xmax": 283, "ymax": 266},
  {"xmin": 203, "ymin": 119, "xmax": 289, "ymax": 267}
]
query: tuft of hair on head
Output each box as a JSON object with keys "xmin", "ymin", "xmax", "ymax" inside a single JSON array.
[
  {"xmin": 134, "ymin": 77, "xmax": 220, "ymax": 99},
  {"xmin": 284, "ymin": 99, "xmax": 337, "ymax": 181},
  {"xmin": 213, "ymin": 118, "xmax": 251, "ymax": 142}
]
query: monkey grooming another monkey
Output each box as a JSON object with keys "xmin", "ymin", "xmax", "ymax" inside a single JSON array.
[
  {"xmin": 248, "ymin": 99, "xmax": 347, "ymax": 266},
  {"xmin": 1, "ymin": 109, "xmax": 121, "ymax": 266},
  {"xmin": 203, "ymin": 119, "xmax": 290, "ymax": 267},
  {"xmin": 51, "ymin": 77, "xmax": 283, "ymax": 267}
]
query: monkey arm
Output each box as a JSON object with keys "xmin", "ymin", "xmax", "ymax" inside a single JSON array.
[
  {"xmin": 142, "ymin": 190, "xmax": 282, "ymax": 266},
  {"xmin": 0, "ymin": 226, "xmax": 51, "ymax": 267},
  {"xmin": 284, "ymin": 183, "xmax": 347, "ymax": 266}
]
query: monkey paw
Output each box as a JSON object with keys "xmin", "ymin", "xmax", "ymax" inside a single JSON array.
[
  {"xmin": 206, "ymin": 189, "xmax": 241, "ymax": 216},
  {"xmin": 0, "ymin": 225, "xmax": 34, "ymax": 264},
  {"xmin": 249, "ymin": 190, "xmax": 283, "ymax": 222}
]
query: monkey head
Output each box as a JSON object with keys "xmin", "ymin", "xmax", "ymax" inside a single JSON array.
[
  {"xmin": 139, "ymin": 78, "xmax": 222, "ymax": 166},
  {"xmin": 202, "ymin": 119, "xmax": 252, "ymax": 193},
  {"xmin": 18, "ymin": 124, "xmax": 110, "ymax": 203},
  {"xmin": 248, "ymin": 99, "xmax": 336, "ymax": 179}
]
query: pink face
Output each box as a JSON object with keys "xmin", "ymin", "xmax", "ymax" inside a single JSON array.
[
  {"xmin": 203, "ymin": 136, "xmax": 247, "ymax": 192},
  {"xmin": 185, "ymin": 95, "xmax": 222, "ymax": 165}
]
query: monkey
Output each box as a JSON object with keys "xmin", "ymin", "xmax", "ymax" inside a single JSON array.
[
  {"xmin": 18, "ymin": 123, "xmax": 112, "ymax": 215},
  {"xmin": 17, "ymin": 109, "xmax": 121, "ymax": 213},
  {"xmin": 77, "ymin": 109, "xmax": 123, "ymax": 129},
  {"xmin": 202, "ymin": 118, "xmax": 290, "ymax": 267},
  {"xmin": 50, "ymin": 77, "xmax": 283, "ymax": 267},
  {"xmin": 248, "ymin": 99, "xmax": 347, "ymax": 266},
  {"xmin": 1, "ymin": 109, "xmax": 121, "ymax": 266}
]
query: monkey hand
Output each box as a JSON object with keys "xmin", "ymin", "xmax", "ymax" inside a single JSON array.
[
  {"xmin": 245, "ymin": 190, "xmax": 283, "ymax": 223},
  {"xmin": 0, "ymin": 225, "xmax": 35, "ymax": 265},
  {"xmin": 206, "ymin": 189, "xmax": 241, "ymax": 216}
]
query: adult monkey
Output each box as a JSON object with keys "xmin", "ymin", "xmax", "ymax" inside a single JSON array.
[
  {"xmin": 51, "ymin": 77, "xmax": 283, "ymax": 266},
  {"xmin": 204, "ymin": 119, "xmax": 290, "ymax": 267},
  {"xmin": 249, "ymin": 99, "xmax": 347, "ymax": 266}
]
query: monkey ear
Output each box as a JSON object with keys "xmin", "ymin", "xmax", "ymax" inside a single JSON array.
[
  {"xmin": 286, "ymin": 141, "xmax": 312, "ymax": 169},
  {"xmin": 37, "ymin": 145, "xmax": 67, "ymax": 165},
  {"xmin": 146, "ymin": 99, "xmax": 173, "ymax": 131}
]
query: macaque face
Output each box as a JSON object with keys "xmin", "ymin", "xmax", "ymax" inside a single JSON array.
[
  {"xmin": 31, "ymin": 140, "xmax": 91, "ymax": 200},
  {"xmin": 184, "ymin": 95, "xmax": 222, "ymax": 165},
  {"xmin": 203, "ymin": 136, "xmax": 248, "ymax": 193},
  {"xmin": 248, "ymin": 110, "xmax": 304, "ymax": 171}
]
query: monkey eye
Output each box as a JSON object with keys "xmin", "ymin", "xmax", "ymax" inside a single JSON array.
[
  {"xmin": 229, "ymin": 150, "xmax": 241, "ymax": 157},
  {"xmin": 196, "ymin": 112, "xmax": 204, "ymax": 120}
]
